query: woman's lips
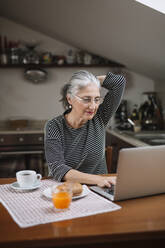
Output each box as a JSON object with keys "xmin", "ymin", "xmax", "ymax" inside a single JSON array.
[{"xmin": 86, "ymin": 111, "xmax": 94, "ymax": 115}]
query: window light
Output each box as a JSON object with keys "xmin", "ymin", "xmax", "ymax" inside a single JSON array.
[{"xmin": 135, "ymin": 0, "xmax": 165, "ymax": 14}]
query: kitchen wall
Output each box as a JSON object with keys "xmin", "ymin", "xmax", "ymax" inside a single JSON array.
[{"xmin": 0, "ymin": 16, "xmax": 155, "ymax": 123}]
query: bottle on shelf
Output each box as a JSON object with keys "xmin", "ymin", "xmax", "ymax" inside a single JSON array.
[
  {"xmin": 130, "ymin": 104, "xmax": 142, "ymax": 132},
  {"xmin": 10, "ymin": 41, "xmax": 20, "ymax": 65},
  {"xmin": 0, "ymin": 35, "xmax": 8, "ymax": 65},
  {"xmin": 131, "ymin": 104, "xmax": 139, "ymax": 122},
  {"xmin": 0, "ymin": 35, "xmax": 2, "ymax": 63},
  {"xmin": 66, "ymin": 49, "xmax": 76, "ymax": 64}
]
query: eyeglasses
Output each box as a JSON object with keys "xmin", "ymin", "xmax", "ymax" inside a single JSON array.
[{"xmin": 74, "ymin": 95, "xmax": 103, "ymax": 105}]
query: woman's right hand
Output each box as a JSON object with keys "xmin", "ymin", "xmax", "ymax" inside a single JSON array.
[
  {"xmin": 95, "ymin": 175, "xmax": 116, "ymax": 188},
  {"xmin": 64, "ymin": 169, "xmax": 116, "ymax": 188}
]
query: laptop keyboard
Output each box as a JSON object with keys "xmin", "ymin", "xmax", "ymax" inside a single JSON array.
[
  {"xmin": 103, "ymin": 185, "xmax": 115, "ymax": 195},
  {"xmin": 90, "ymin": 185, "xmax": 115, "ymax": 200}
]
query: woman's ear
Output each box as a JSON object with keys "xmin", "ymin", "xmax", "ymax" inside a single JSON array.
[{"xmin": 66, "ymin": 94, "xmax": 72, "ymax": 105}]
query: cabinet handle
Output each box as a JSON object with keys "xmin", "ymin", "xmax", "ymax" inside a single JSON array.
[
  {"xmin": 19, "ymin": 137, "xmax": 24, "ymax": 142},
  {"xmin": 38, "ymin": 136, "xmax": 43, "ymax": 141},
  {"xmin": 0, "ymin": 138, "xmax": 4, "ymax": 143}
]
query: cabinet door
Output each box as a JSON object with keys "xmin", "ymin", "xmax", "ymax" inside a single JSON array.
[{"xmin": 106, "ymin": 132, "xmax": 134, "ymax": 173}]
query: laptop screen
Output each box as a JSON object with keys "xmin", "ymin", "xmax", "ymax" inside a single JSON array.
[{"xmin": 115, "ymin": 145, "xmax": 165, "ymax": 201}]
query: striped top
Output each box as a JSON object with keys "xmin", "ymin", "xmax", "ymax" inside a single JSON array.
[{"xmin": 44, "ymin": 72, "xmax": 126, "ymax": 181}]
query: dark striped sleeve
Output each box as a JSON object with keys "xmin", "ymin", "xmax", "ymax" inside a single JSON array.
[
  {"xmin": 44, "ymin": 120, "xmax": 72, "ymax": 181},
  {"xmin": 98, "ymin": 72, "xmax": 126, "ymax": 126}
]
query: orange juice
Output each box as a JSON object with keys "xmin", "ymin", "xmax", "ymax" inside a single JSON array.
[{"xmin": 52, "ymin": 191, "xmax": 72, "ymax": 209}]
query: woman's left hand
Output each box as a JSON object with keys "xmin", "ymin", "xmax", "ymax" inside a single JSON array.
[{"xmin": 97, "ymin": 75, "xmax": 106, "ymax": 85}]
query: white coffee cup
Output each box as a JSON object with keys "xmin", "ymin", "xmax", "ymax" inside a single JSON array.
[{"xmin": 16, "ymin": 170, "xmax": 42, "ymax": 188}]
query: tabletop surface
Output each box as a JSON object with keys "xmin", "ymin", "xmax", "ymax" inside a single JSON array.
[{"xmin": 0, "ymin": 177, "xmax": 165, "ymax": 248}]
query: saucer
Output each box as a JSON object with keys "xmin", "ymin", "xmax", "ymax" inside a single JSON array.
[
  {"xmin": 43, "ymin": 185, "xmax": 90, "ymax": 200},
  {"xmin": 10, "ymin": 181, "xmax": 41, "ymax": 191}
]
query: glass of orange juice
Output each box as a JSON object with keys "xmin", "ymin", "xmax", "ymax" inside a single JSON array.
[{"xmin": 52, "ymin": 184, "xmax": 72, "ymax": 211}]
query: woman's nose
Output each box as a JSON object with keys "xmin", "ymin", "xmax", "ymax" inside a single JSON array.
[{"xmin": 88, "ymin": 101, "xmax": 96, "ymax": 108}]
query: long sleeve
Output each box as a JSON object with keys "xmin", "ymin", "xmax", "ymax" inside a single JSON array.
[
  {"xmin": 44, "ymin": 121, "xmax": 72, "ymax": 181},
  {"xmin": 98, "ymin": 72, "xmax": 126, "ymax": 126}
]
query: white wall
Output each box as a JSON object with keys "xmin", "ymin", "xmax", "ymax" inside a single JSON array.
[
  {"xmin": 0, "ymin": 17, "xmax": 155, "ymax": 121},
  {"xmin": 122, "ymin": 69, "xmax": 155, "ymax": 113},
  {"xmin": 0, "ymin": 67, "xmax": 111, "ymax": 120}
]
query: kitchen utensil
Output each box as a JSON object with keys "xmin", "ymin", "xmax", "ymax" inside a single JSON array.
[
  {"xmin": 127, "ymin": 118, "xmax": 135, "ymax": 126},
  {"xmin": 24, "ymin": 67, "xmax": 48, "ymax": 83}
]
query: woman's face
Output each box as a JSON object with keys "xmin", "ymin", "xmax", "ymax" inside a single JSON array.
[{"xmin": 67, "ymin": 83, "xmax": 101, "ymax": 122}]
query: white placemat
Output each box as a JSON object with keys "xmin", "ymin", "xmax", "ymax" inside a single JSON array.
[{"xmin": 0, "ymin": 179, "xmax": 121, "ymax": 228}]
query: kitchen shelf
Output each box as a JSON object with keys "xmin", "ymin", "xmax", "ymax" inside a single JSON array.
[{"xmin": 0, "ymin": 63, "xmax": 125, "ymax": 68}]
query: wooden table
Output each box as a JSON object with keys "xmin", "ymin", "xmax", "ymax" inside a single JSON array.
[{"xmin": 0, "ymin": 178, "xmax": 165, "ymax": 248}]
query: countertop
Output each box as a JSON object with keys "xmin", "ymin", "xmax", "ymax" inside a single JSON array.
[
  {"xmin": 106, "ymin": 128, "xmax": 165, "ymax": 147},
  {"xmin": 0, "ymin": 119, "xmax": 164, "ymax": 148},
  {"xmin": 106, "ymin": 128, "xmax": 148, "ymax": 147},
  {"xmin": 0, "ymin": 120, "xmax": 46, "ymax": 135}
]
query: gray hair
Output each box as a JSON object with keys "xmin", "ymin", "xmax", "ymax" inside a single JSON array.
[{"xmin": 60, "ymin": 70, "xmax": 100, "ymax": 109}]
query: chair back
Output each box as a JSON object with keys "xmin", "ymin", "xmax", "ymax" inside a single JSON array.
[{"xmin": 105, "ymin": 146, "xmax": 113, "ymax": 173}]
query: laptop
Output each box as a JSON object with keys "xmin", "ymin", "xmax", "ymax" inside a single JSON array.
[{"xmin": 90, "ymin": 145, "xmax": 165, "ymax": 201}]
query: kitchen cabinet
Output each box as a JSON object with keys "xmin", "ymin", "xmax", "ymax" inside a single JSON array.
[
  {"xmin": 0, "ymin": 130, "xmax": 46, "ymax": 178},
  {"xmin": 106, "ymin": 131, "xmax": 135, "ymax": 173}
]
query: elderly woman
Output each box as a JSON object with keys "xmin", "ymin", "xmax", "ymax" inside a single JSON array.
[{"xmin": 45, "ymin": 70, "xmax": 126, "ymax": 187}]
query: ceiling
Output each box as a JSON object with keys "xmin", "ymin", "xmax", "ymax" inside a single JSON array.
[{"xmin": 0, "ymin": 0, "xmax": 165, "ymax": 81}]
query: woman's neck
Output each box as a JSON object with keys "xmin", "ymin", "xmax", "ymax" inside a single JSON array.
[{"xmin": 65, "ymin": 112, "xmax": 87, "ymax": 129}]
